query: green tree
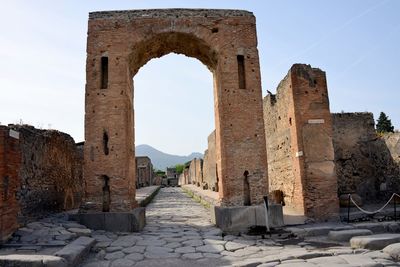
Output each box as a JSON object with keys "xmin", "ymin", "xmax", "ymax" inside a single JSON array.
[
  {"xmin": 175, "ymin": 164, "xmax": 185, "ymax": 174},
  {"xmin": 376, "ymin": 112, "xmax": 394, "ymax": 133}
]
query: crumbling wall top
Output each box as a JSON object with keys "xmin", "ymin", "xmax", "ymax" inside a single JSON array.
[{"xmin": 89, "ymin": 9, "xmax": 254, "ymax": 20}]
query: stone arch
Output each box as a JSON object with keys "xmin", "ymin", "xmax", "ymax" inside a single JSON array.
[
  {"xmin": 128, "ymin": 32, "xmax": 218, "ymax": 76},
  {"xmin": 83, "ymin": 9, "xmax": 268, "ymax": 212}
]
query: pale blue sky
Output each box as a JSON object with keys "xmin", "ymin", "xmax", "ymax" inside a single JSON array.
[{"xmin": 0, "ymin": 0, "xmax": 399, "ymax": 155}]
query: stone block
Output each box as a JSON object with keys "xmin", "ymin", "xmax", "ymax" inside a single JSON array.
[
  {"xmin": 328, "ymin": 229, "xmax": 373, "ymax": 242},
  {"xmin": 254, "ymin": 204, "xmax": 284, "ymax": 227},
  {"xmin": 350, "ymin": 234, "xmax": 400, "ymax": 250},
  {"xmin": 212, "ymin": 204, "xmax": 284, "ymax": 233},
  {"xmin": 132, "ymin": 207, "xmax": 146, "ymax": 231},
  {"xmin": 54, "ymin": 236, "xmax": 95, "ymax": 266},
  {"xmin": 74, "ymin": 208, "xmax": 145, "ymax": 232},
  {"xmin": 354, "ymin": 222, "xmax": 388, "ymax": 233},
  {"xmin": 0, "ymin": 254, "xmax": 67, "ymax": 267},
  {"xmin": 383, "ymin": 242, "xmax": 400, "ymax": 260}
]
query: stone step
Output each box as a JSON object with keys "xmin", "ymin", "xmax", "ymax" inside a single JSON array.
[
  {"xmin": 383, "ymin": 243, "xmax": 400, "ymax": 261},
  {"xmin": 54, "ymin": 236, "xmax": 96, "ymax": 266},
  {"xmin": 328, "ymin": 229, "xmax": 373, "ymax": 242},
  {"xmin": 350, "ymin": 234, "xmax": 400, "ymax": 250},
  {"xmin": 0, "ymin": 254, "xmax": 67, "ymax": 267}
]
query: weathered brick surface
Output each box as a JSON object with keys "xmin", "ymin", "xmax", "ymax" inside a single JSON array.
[
  {"xmin": 84, "ymin": 9, "xmax": 268, "ymax": 209},
  {"xmin": 135, "ymin": 156, "xmax": 153, "ymax": 187},
  {"xmin": 178, "ymin": 168, "xmax": 189, "ymax": 185},
  {"xmin": 264, "ymin": 64, "xmax": 339, "ymax": 221},
  {"xmin": 333, "ymin": 113, "xmax": 400, "ymax": 201},
  {"xmin": 0, "ymin": 125, "xmax": 83, "ymax": 241},
  {"xmin": 188, "ymin": 158, "xmax": 203, "ymax": 187},
  {"xmin": 203, "ymin": 130, "xmax": 217, "ymax": 191},
  {"xmin": 9, "ymin": 125, "xmax": 83, "ymax": 218},
  {"xmin": 0, "ymin": 127, "xmax": 21, "ymax": 243}
]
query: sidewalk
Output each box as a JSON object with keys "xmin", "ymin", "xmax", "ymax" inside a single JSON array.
[{"xmin": 136, "ymin": 186, "xmax": 161, "ymax": 206}]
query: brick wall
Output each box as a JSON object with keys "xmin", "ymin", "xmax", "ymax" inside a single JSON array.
[
  {"xmin": 188, "ymin": 158, "xmax": 203, "ymax": 187},
  {"xmin": 0, "ymin": 125, "xmax": 83, "ymax": 241},
  {"xmin": 84, "ymin": 8, "xmax": 268, "ymax": 209},
  {"xmin": 0, "ymin": 126, "xmax": 21, "ymax": 243},
  {"xmin": 135, "ymin": 156, "xmax": 153, "ymax": 187},
  {"xmin": 264, "ymin": 64, "xmax": 339, "ymax": 221},
  {"xmin": 203, "ymin": 130, "xmax": 218, "ymax": 191},
  {"xmin": 10, "ymin": 125, "xmax": 83, "ymax": 219}
]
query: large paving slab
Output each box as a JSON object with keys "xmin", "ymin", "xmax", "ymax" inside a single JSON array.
[
  {"xmin": 54, "ymin": 236, "xmax": 95, "ymax": 266},
  {"xmin": 328, "ymin": 229, "xmax": 373, "ymax": 242},
  {"xmin": 0, "ymin": 254, "xmax": 67, "ymax": 267},
  {"xmin": 383, "ymin": 243, "xmax": 400, "ymax": 261},
  {"xmin": 350, "ymin": 234, "xmax": 400, "ymax": 250}
]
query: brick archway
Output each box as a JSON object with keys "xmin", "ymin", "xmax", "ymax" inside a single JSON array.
[{"xmin": 83, "ymin": 9, "xmax": 268, "ymax": 212}]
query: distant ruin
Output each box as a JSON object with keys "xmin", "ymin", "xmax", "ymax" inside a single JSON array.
[
  {"xmin": 180, "ymin": 64, "xmax": 400, "ymax": 222},
  {"xmin": 0, "ymin": 125, "xmax": 83, "ymax": 242},
  {"xmin": 333, "ymin": 112, "xmax": 400, "ymax": 202}
]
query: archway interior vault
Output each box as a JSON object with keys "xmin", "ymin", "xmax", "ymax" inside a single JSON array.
[{"xmin": 128, "ymin": 32, "xmax": 218, "ymax": 77}]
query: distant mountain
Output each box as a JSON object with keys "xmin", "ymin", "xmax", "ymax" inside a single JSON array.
[{"xmin": 135, "ymin": 144, "xmax": 203, "ymax": 171}]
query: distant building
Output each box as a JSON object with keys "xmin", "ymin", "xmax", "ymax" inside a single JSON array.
[
  {"xmin": 165, "ymin": 167, "xmax": 178, "ymax": 186},
  {"xmin": 135, "ymin": 156, "xmax": 153, "ymax": 188}
]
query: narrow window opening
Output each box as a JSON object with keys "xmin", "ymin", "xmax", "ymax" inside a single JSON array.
[
  {"xmin": 237, "ymin": 55, "xmax": 246, "ymax": 89},
  {"xmin": 215, "ymin": 163, "xmax": 219, "ymax": 192},
  {"xmin": 103, "ymin": 131, "xmax": 109, "ymax": 155},
  {"xmin": 3, "ymin": 176, "xmax": 9, "ymax": 201},
  {"xmin": 102, "ymin": 175, "xmax": 110, "ymax": 212},
  {"xmin": 101, "ymin": 56, "xmax": 108, "ymax": 89},
  {"xmin": 243, "ymin": 170, "xmax": 251, "ymax": 206}
]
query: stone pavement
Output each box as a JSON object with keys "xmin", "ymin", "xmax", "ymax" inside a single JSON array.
[
  {"xmin": 1, "ymin": 187, "xmax": 400, "ymax": 266},
  {"xmin": 80, "ymin": 188, "xmax": 400, "ymax": 267}
]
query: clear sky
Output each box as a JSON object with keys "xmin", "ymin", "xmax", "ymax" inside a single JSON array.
[{"xmin": 1, "ymin": 0, "xmax": 399, "ymax": 155}]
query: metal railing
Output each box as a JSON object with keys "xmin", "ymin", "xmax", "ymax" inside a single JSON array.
[{"xmin": 346, "ymin": 193, "xmax": 400, "ymax": 223}]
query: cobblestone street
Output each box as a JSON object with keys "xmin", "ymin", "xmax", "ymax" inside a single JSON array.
[{"xmin": 80, "ymin": 188, "xmax": 399, "ymax": 267}]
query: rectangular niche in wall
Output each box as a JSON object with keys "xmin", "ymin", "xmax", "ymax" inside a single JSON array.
[
  {"xmin": 237, "ymin": 55, "xmax": 246, "ymax": 89},
  {"xmin": 101, "ymin": 57, "xmax": 109, "ymax": 89}
]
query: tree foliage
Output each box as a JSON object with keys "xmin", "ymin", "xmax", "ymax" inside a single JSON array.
[
  {"xmin": 376, "ymin": 112, "xmax": 394, "ymax": 133},
  {"xmin": 154, "ymin": 169, "xmax": 165, "ymax": 176},
  {"xmin": 175, "ymin": 164, "xmax": 185, "ymax": 174}
]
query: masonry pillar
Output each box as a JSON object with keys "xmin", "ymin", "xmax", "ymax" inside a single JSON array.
[{"xmin": 83, "ymin": 37, "xmax": 136, "ymax": 212}]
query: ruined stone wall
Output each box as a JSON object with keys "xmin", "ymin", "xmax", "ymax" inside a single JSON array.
[
  {"xmin": 264, "ymin": 64, "xmax": 339, "ymax": 221},
  {"xmin": 203, "ymin": 130, "xmax": 217, "ymax": 191},
  {"xmin": 264, "ymin": 75, "xmax": 296, "ymax": 206},
  {"xmin": 383, "ymin": 132, "xmax": 400, "ymax": 165},
  {"xmin": 178, "ymin": 168, "xmax": 189, "ymax": 186},
  {"xmin": 10, "ymin": 125, "xmax": 83, "ymax": 218},
  {"xmin": 135, "ymin": 156, "xmax": 153, "ymax": 187},
  {"xmin": 333, "ymin": 113, "xmax": 400, "ymax": 202},
  {"xmin": 0, "ymin": 127, "xmax": 21, "ymax": 243},
  {"xmin": 0, "ymin": 125, "xmax": 83, "ymax": 241},
  {"xmin": 188, "ymin": 158, "xmax": 203, "ymax": 187}
]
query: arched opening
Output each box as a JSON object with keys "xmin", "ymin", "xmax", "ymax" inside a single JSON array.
[
  {"xmin": 131, "ymin": 33, "xmax": 216, "ymax": 194},
  {"xmin": 134, "ymin": 53, "xmax": 214, "ymax": 156},
  {"xmin": 128, "ymin": 32, "xmax": 218, "ymax": 76}
]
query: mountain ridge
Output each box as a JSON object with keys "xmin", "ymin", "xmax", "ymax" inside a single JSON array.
[{"xmin": 135, "ymin": 144, "xmax": 203, "ymax": 170}]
